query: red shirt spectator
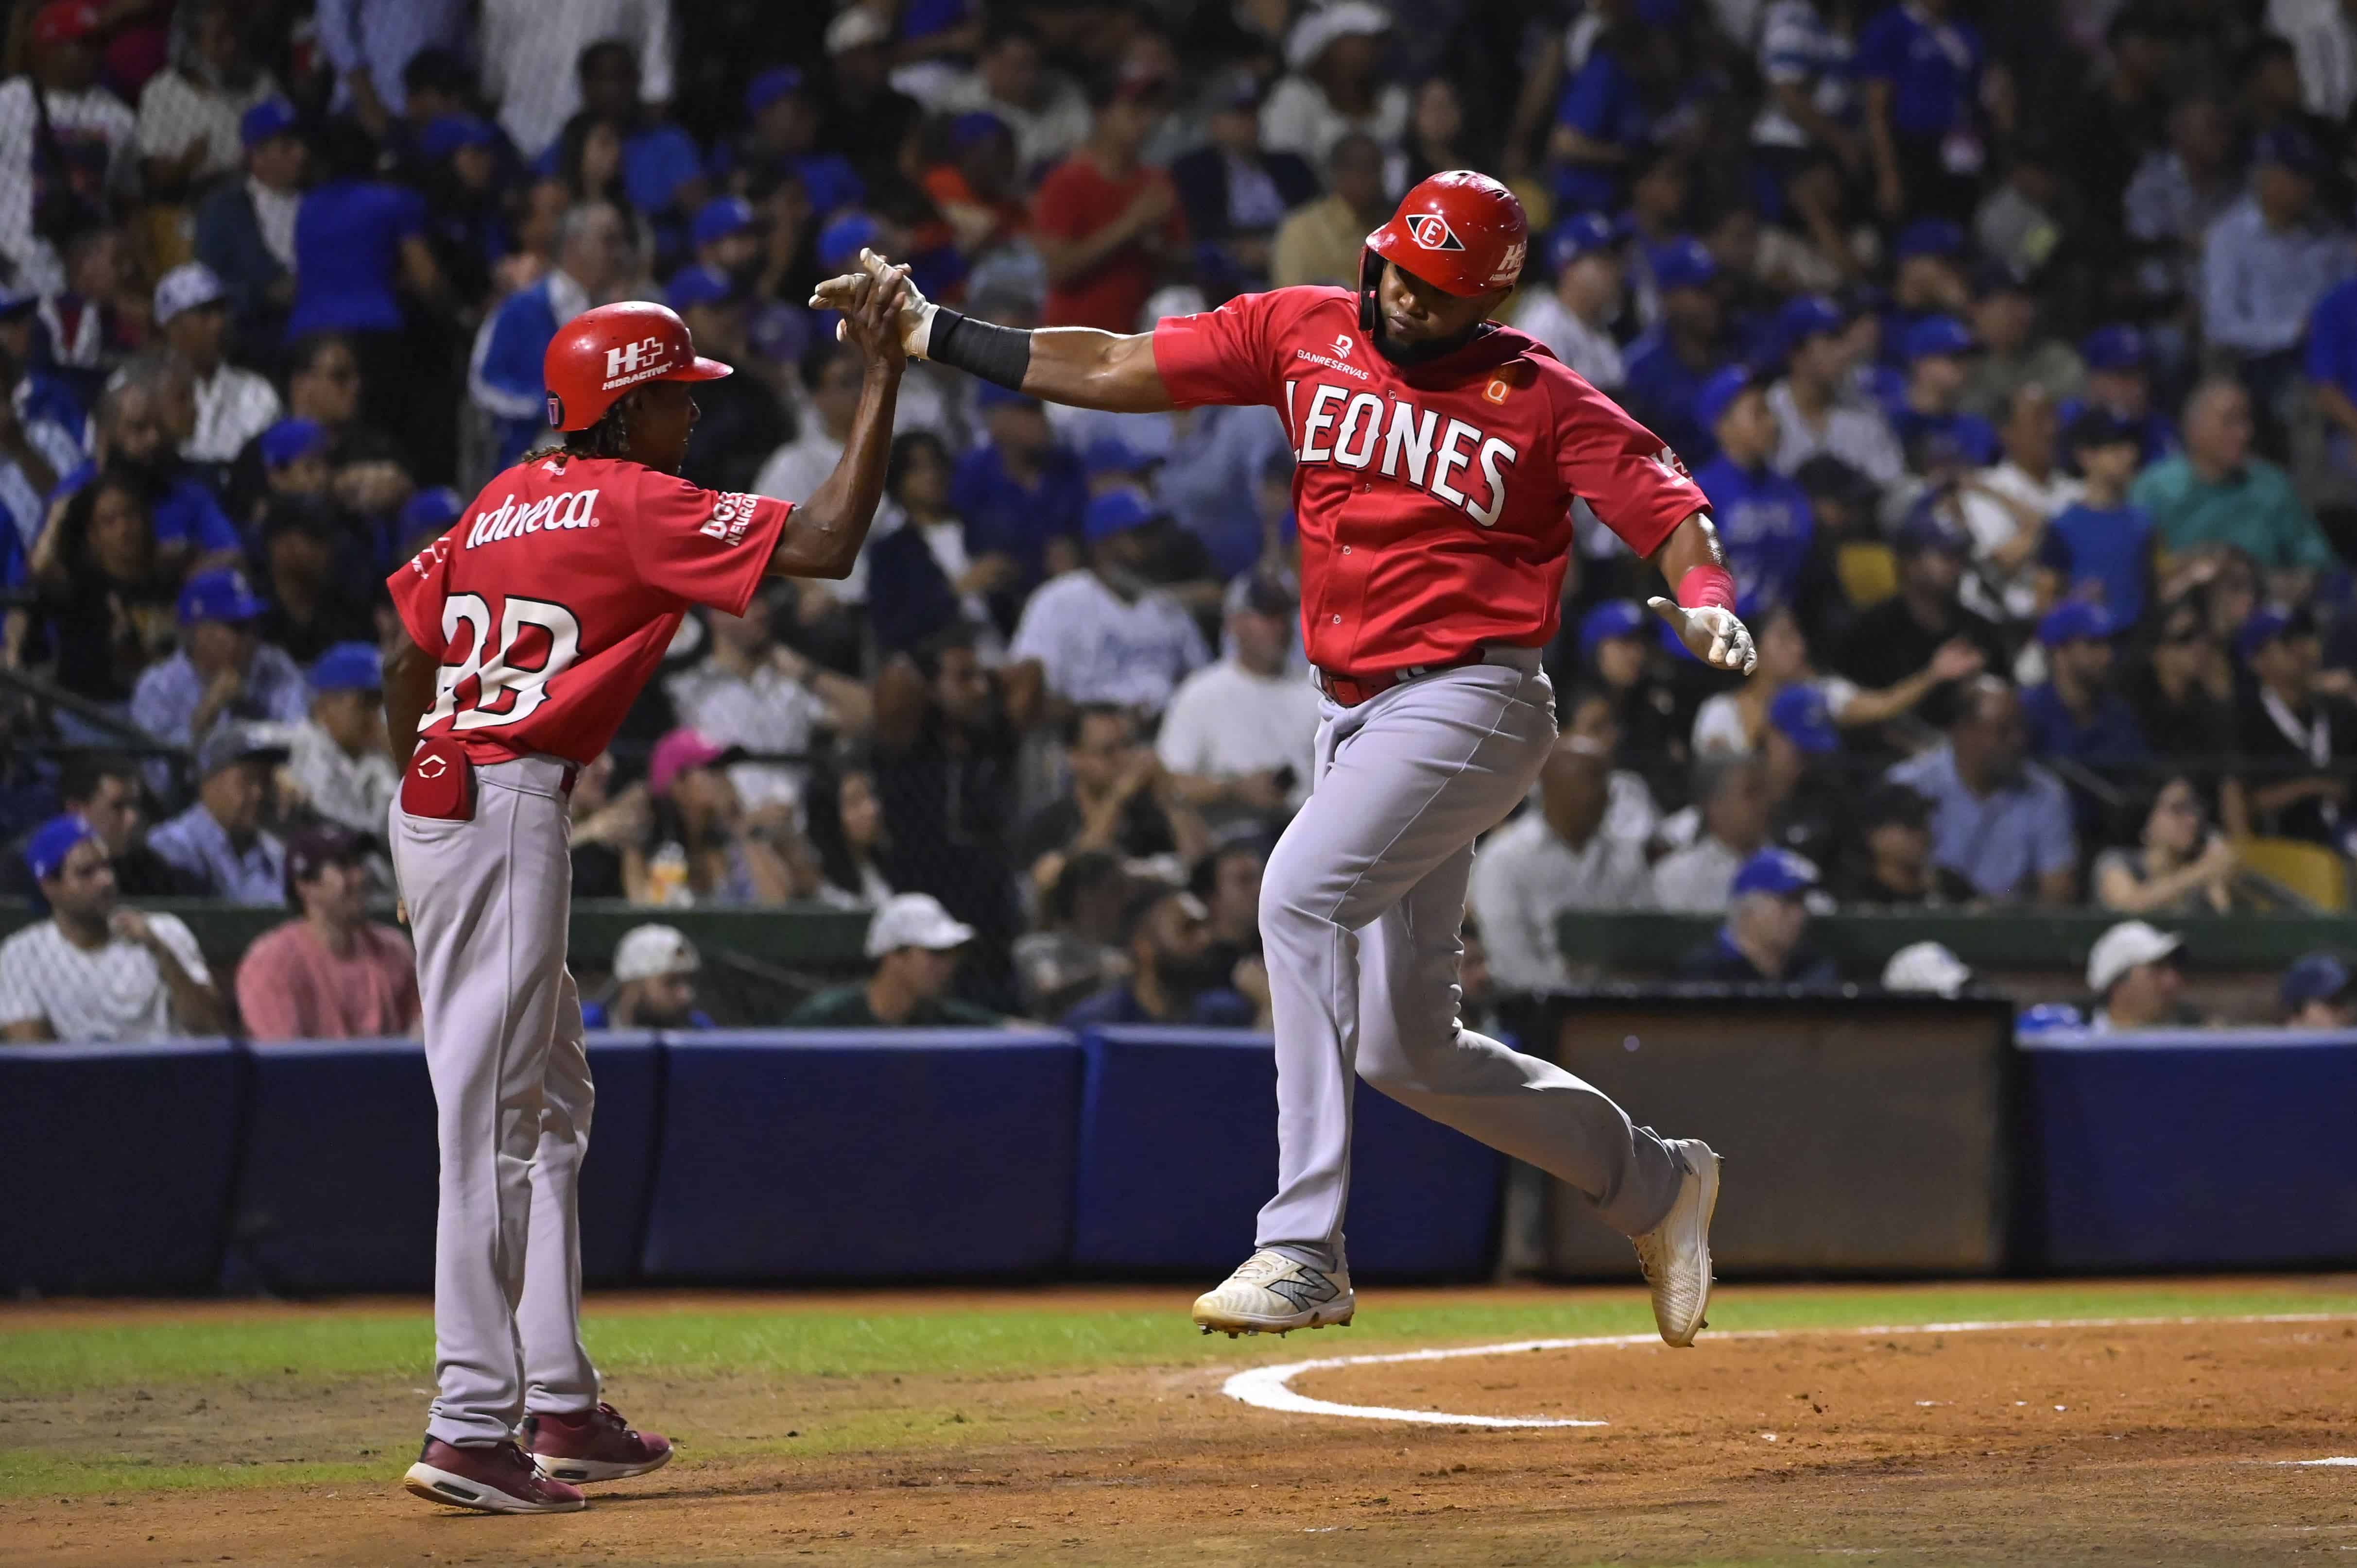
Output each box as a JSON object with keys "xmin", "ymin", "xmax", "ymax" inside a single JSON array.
[
  {"xmin": 1030, "ymin": 80, "xmax": 1186, "ymax": 333},
  {"xmin": 235, "ymin": 825, "xmax": 421, "ymax": 1040}
]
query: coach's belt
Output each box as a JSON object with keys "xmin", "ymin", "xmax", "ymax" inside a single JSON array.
[{"xmin": 1314, "ymin": 646, "xmax": 1541, "ymax": 708}]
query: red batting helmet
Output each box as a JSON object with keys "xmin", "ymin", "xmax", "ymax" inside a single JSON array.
[
  {"xmin": 542, "ymin": 301, "xmax": 731, "ymax": 432},
  {"xmin": 1359, "ymin": 170, "xmax": 1529, "ymax": 333}
]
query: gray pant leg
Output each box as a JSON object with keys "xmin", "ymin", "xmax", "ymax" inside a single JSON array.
[
  {"xmin": 1253, "ymin": 665, "xmax": 1678, "ymax": 1259},
  {"xmin": 393, "ymin": 765, "xmax": 573, "ymax": 1447},
  {"xmin": 521, "ymin": 967, "xmax": 600, "ymax": 1418}
]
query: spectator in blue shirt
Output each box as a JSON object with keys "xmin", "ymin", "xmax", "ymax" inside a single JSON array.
[
  {"xmin": 1622, "ymin": 238, "xmax": 1726, "ymax": 463},
  {"xmin": 2201, "ymin": 127, "xmax": 2353, "ymax": 406},
  {"xmin": 1155, "ymin": 403, "xmax": 1292, "ymax": 582},
  {"xmin": 1063, "ymin": 881, "xmax": 1255, "ymax": 1029},
  {"xmin": 2021, "ymin": 601, "xmax": 2149, "ymax": 770},
  {"xmin": 1857, "ymin": 0, "xmax": 1987, "ymax": 223},
  {"xmin": 466, "ymin": 200, "xmax": 631, "ymax": 469},
  {"xmin": 414, "ymin": 114, "xmax": 511, "ymax": 303},
  {"xmin": 1891, "ymin": 315, "xmax": 1996, "ymax": 470},
  {"xmin": 1693, "ymin": 367, "xmax": 1816, "ymax": 621},
  {"xmin": 147, "ymin": 724, "xmax": 289, "ymax": 904},
  {"xmin": 2058, "ymin": 325, "xmax": 2176, "ymax": 466},
  {"xmin": 2038, "ymin": 409, "xmax": 2156, "ymax": 627},
  {"xmin": 949, "ymin": 384, "xmax": 1087, "ymax": 594},
  {"xmin": 1887, "ymin": 676, "xmax": 2079, "ymax": 904},
  {"xmin": 129, "ymin": 568, "xmax": 310, "ymax": 750},
  {"xmin": 1549, "ymin": 6, "xmax": 1658, "ymax": 216}
]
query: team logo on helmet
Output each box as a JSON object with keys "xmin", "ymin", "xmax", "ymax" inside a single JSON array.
[
  {"xmin": 1488, "ymin": 239, "xmax": 1527, "ymax": 286},
  {"xmin": 546, "ymin": 393, "xmax": 564, "ymax": 428},
  {"xmin": 1406, "ymin": 213, "xmax": 1464, "ymax": 252}
]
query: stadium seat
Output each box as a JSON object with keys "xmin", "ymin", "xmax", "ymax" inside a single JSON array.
[
  {"xmin": 0, "ymin": 1040, "xmax": 241, "ymax": 1292},
  {"xmin": 1836, "ymin": 541, "xmax": 1899, "ymax": 608},
  {"xmin": 2234, "ymin": 836, "xmax": 2349, "ymax": 910}
]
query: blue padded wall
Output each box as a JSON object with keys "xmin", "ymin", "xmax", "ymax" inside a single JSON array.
[
  {"xmin": 641, "ymin": 1030, "xmax": 1082, "ymax": 1280},
  {"xmin": 2026, "ymin": 1033, "xmax": 2357, "ymax": 1270},
  {"xmin": 1071, "ymin": 1028, "xmax": 1504, "ymax": 1279},
  {"xmin": 0, "ymin": 1040, "xmax": 241, "ymax": 1292},
  {"xmin": 230, "ymin": 1035, "xmax": 661, "ymax": 1293}
]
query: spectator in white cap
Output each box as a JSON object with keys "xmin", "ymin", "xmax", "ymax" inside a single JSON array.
[
  {"xmin": 2086, "ymin": 919, "xmax": 2191, "ymax": 1031},
  {"xmin": 1882, "ymin": 940, "xmax": 1973, "ymax": 997},
  {"xmin": 582, "ymin": 924, "xmax": 711, "ymax": 1030},
  {"xmin": 787, "ymin": 893, "xmax": 1002, "ymax": 1028},
  {"xmin": 155, "ymin": 261, "xmax": 283, "ymax": 464},
  {"xmin": 1261, "ymin": 1, "xmax": 1408, "ymax": 175}
]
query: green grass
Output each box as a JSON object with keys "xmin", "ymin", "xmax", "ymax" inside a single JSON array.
[{"xmin": 4, "ymin": 1280, "xmax": 2355, "ymax": 1397}]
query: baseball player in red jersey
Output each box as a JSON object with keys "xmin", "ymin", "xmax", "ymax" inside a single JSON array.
[
  {"xmin": 381, "ymin": 273, "xmax": 908, "ymax": 1513},
  {"xmin": 824, "ymin": 173, "xmax": 1755, "ymax": 1346}
]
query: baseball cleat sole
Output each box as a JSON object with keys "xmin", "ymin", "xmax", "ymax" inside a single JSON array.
[
  {"xmin": 1192, "ymin": 1299, "xmax": 1356, "ymax": 1338},
  {"xmin": 533, "ymin": 1448, "xmax": 674, "ymax": 1483}
]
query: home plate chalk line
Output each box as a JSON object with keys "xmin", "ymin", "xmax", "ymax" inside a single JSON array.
[{"xmin": 1219, "ymin": 1312, "xmax": 2357, "ymax": 1431}]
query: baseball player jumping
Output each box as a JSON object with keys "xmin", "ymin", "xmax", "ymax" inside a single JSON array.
[
  {"xmin": 382, "ymin": 274, "xmax": 907, "ymax": 1513},
  {"xmin": 824, "ymin": 173, "xmax": 1753, "ymax": 1346}
]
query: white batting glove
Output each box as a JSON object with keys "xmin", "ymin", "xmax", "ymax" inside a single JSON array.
[
  {"xmin": 1647, "ymin": 598, "xmax": 1758, "ymax": 675},
  {"xmin": 809, "ymin": 248, "xmax": 936, "ymax": 358}
]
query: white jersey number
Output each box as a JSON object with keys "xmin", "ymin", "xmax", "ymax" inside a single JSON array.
[{"xmin": 426, "ymin": 593, "xmax": 582, "ymax": 732}]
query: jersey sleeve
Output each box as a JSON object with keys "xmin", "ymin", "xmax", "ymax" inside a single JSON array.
[
  {"xmin": 625, "ymin": 469, "xmax": 795, "ymax": 615},
  {"xmin": 150, "ymin": 913, "xmax": 211, "ymax": 988},
  {"xmin": 1151, "ymin": 287, "xmax": 1299, "ymax": 410},
  {"xmin": 0, "ymin": 936, "xmax": 41, "ymax": 1028},
  {"xmin": 1548, "ymin": 369, "xmax": 1709, "ymax": 558},
  {"xmin": 386, "ymin": 533, "xmax": 454, "ymax": 657}
]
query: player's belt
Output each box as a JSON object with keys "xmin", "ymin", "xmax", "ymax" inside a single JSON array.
[{"xmin": 1314, "ymin": 646, "xmax": 1540, "ymax": 708}]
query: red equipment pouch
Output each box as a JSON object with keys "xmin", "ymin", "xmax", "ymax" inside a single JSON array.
[{"xmin": 400, "ymin": 736, "xmax": 476, "ymax": 821}]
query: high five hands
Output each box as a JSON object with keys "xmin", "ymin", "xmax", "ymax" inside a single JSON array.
[{"xmin": 810, "ymin": 248, "xmax": 933, "ymax": 358}]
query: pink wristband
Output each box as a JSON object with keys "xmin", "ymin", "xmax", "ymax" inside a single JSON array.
[{"xmin": 1677, "ymin": 563, "xmax": 1738, "ymax": 612}]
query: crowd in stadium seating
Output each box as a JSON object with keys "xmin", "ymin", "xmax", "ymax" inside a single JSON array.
[{"xmin": 4, "ymin": 0, "xmax": 2357, "ymax": 1042}]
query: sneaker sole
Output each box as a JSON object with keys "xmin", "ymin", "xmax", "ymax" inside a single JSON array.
[
  {"xmin": 402, "ymin": 1461, "xmax": 586, "ymax": 1514},
  {"xmin": 533, "ymin": 1447, "xmax": 674, "ymax": 1483},
  {"xmin": 1662, "ymin": 1148, "xmax": 1721, "ymax": 1348},
  {"xmin": 1192, "ymin": 1294, "xmax": 1357, "ymax": 1339}
]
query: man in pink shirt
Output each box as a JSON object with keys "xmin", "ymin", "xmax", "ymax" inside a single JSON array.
[{"xmin": 235, "ymin": 825, "xmax": 420, "ymax": 1041}]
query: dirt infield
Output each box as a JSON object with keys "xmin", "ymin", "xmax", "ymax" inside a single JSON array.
[{"xmin": 6, "ymin": 1291, "xmax": 2356, "ymax": 1566}]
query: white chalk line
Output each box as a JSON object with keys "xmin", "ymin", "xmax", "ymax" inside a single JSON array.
[{"xmin": 1220, "ymin": 1311, "xmax": 2357, "ymax": 1431}]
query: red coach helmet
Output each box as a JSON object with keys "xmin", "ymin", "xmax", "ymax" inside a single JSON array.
[
  {"xmin": 543, "ymin": 301, "xmax": 731, "ymax": 431},
  {"xmin": 1359, "ymin": 170, "xmax": 1529, "ymax": 332}
]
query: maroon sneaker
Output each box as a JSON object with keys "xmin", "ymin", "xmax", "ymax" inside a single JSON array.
[
  {"xmin": 524, "ymin": 1402, "xmax": 674, "ymax": 1483},
  {"xmin": 403, "ymin": 1437, "xmax": 587, "ymax": 1513}
]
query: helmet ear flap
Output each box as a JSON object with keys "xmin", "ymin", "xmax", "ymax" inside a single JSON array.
[{"xmin": 1358, "ymin": 248, "xmax": 1383, "ymax": 334}]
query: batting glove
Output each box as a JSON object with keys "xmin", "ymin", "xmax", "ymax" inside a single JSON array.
[
  {"xmin": 1647, "ymin": 598, "xmax": 1758, "ymax": 675},
  {"xmin": 809, "ymin": 248, "xmax": 936, "ymax": 358}
]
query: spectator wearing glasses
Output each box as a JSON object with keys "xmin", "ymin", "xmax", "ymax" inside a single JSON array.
[
  {"xmin": 0, "ymin": 814, "xmax": 220, "ymax": 1042},
  {"xmin": 235, "ymin": 825, "xmax": 418, "ymax": 1041},
  {"xmin": 2094, "ymin": 775, "xmax": 2240, "ymax": 918}
]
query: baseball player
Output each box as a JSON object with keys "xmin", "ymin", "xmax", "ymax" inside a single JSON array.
[
  {"xmin": 383, "ymin": 275, "xmax": 907, "ymax": 1513},
  {"xmin": 824, "ymin": 173, "xmax": 1753, "ymax": 1346}
]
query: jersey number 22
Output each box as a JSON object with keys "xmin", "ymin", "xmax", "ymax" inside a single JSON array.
[{"xmin": 426, "ymin": 593, "xmax": 582, "ymax": 731}]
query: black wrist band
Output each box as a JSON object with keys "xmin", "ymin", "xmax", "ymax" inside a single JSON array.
[{"xmin": 928, "ymin": 307, "xmax": 1033, "ymax": 392}]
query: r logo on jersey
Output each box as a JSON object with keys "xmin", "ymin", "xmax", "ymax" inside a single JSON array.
[
  {"xmin": 1406, "ymin": 213, "xmax": 1464, "ymax": 252},
  {"xmin": 1332, "ymin": 333, "xmax": 1354, "ymax": 359}
]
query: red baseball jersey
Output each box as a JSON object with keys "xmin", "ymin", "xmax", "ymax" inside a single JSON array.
[
  {"xmin": 387, "ymin": 453, "xmax": 792, "ymax": 767},
  {"xmin": 1153, "ymin": 285, "xmax": 1707, "ymax": 671}
]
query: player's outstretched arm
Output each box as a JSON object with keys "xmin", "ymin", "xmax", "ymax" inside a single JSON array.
[
  {"xmin": 770, "ymin": 260, "xmax": 908, "ymax": 580},
  {"xmin": 1645, "ymin": 512, "xmax": 1759, "ymax": 675},
  {"xmin": 811, "ymin": 251, "xmax": 1173, "ymax": 414}
]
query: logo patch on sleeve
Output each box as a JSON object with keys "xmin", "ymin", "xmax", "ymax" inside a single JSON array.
[
  {"xmin": 1406, "ymin": 213, "xmax": 1464, "ymax": 252},
  {"xmin": 699, "ymin": 493, "xmax": 759, "ymax": 545}
]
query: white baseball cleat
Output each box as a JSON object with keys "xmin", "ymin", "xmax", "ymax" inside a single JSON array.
[
  {"xmin": 1192, "ymin": 1248, "xmax": 1355, "ymax": 1338},
  {"xmin": 1631, "ymin": 1139, "xmax": 1720, "ymax": 1347}
]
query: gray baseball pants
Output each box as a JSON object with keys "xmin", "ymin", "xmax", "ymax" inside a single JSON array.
[
  {"xmin": 391, "ymin": 756, "xmax": 600, "ymax": 1447},
  {"xmin": 1254, "ymin": 651, "xmax": 1684, "ymax": 1260}
]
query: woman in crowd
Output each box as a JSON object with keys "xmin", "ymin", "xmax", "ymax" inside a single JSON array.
[
  {"xmin": 2093, "ymin": 775, "xmax": 2243, "ymax": 916},
  {"xmin": 12, "ymin": 472, "xmax": 176, "ymax": 710},
  {"xmin": 568, "ymin": 751, "xmax": 656, "ymax": 904},
  {"xmin": 804, "ymin": 757, "xmax": 895, "ymax": 910},
  {"xmin": 865, "ymin": 429, "xmax": 1015, "ymax": 654}
]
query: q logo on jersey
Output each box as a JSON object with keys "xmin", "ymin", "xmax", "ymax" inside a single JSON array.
[{"xmin": 1407, "ymin": 213, "xmax": 1464, "ymax": 252}]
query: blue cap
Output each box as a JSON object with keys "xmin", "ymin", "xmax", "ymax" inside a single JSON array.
[
  {"xmin": 240, "ymin": 98, "xmax": 298, "ymax": 149},
  {"xmin": 258, "ymin": 417, "xmax": 327, "ymax": 469},
  {"xmin": 1768, "ymin": 683, "xmax": 1841, "ymax": 753},
  {"xmin": 666, "ymin": 263, "xmax": 739, "ymax": 311},
  {"xmin": 1903, "ymin": 315, "xmax": 1976, "ymax": 363},
  {"xmin": 309, "ymin": 640, "xmax": 382, "ymax": 693},
  {"xmin": 2080, "ymin": 324, "xmax": 2146, "ymax": 372},
  {"xmin": 1894, "ymin": 497, "xmax": 1972, "ymax": 557},
  {"xmin": 744, "ymin": 66, "xmax": 806, "ymax": 118},
  {"xmin": 1082, "ymin": 487, "xmax": 1156, "ymax": 543},
  {"xmin": 975, "ymin": 380, "xmax": 1040, "ymax": 413},
  {"xmin": 1083, "ymin": 435, "xmax": 1151, "ymax": 476},
  {"xmin": 1693, "ymin": 365, "xmax": 1756, "ymax": 431},
  {"xmin": 692, "ymin": 195, "xmax": 757, "ymax": 249},
  {"xmin": 1579, "ymin": 598, "xmax": 1646, "ymax": 652},
  {"xmin": 1653, "ymin": 237, "xmax": 1718, "ymax": 292},
  {"xmin": 816, "ymin": 211, "xmax": 877, "ymax": 274},
  {"xmin": 177, "ymin": 568, "xmax": 268, "ymax": 626},
  {"xmin": 1548, "ymin": 212, "xmax": 1619, "ymax": 273},
  {"xmin": 1894, "ymin": 218, "xmax": 1965, "ymax": 261},
  {"xmin": 24, "ymin": 812, "xmax": 95, "ymax": 883},
  {"xmin": 2237, "ymin": 608, "xmax": 2296, "ymax": 662},
  {"xmin": 2282, "ymin": 953, "xmax": 2354, "ymax": 1011},
  {"xmin": 947, "ymin": 110, "xmax": 1010, "ymax": 153},
  {"xmin": 1774, "ymin": 294, "xmax": 1847, "ymax": 355},
  {"xmin": 2065, "ymin": 405, "xmax": 2140, "ymax": 453},
  {"xmin": 1731, "ymin": 847, "xmax": 1821, "ymax": 899},
  {"xmin": 401, "ymin": 485, "xmax": 464, "ymax": 534},
  {"xmin": 2038, "ymin": 600, "xmax": 2119, "ymax": 647},
  {"xmin": 2255, "ymin": 124, "xmax": 2324, "ymax": 177},
  {"xmin": 418, "ymin": 113, "xmax": 495, "ymax": 161}
]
